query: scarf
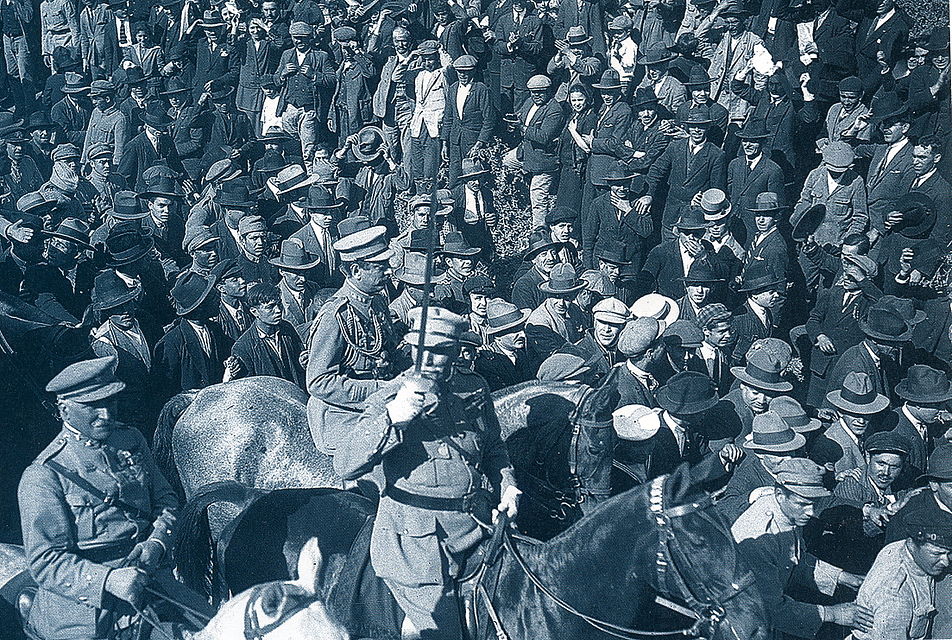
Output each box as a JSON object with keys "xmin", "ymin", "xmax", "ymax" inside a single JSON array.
[{"xmin": 50, "ymin": 162, "xmax": 80, "ymax": 193}]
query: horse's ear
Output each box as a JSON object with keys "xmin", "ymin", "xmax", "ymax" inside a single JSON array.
[{"xmin": 295, "ymin": 537, "xmax": 322, "ymax": 594}]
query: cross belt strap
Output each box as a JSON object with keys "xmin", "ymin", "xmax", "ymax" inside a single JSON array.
[{"xmin": 45, "ymin": 459, "xmax": 153, "ymax": 522}]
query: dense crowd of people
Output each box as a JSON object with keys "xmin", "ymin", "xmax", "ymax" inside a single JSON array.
[{"xmin": 2, "ymin": 0, "xmax": 952, "ymax": 636}]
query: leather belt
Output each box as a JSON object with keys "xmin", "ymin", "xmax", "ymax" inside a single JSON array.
[{"xmin": 385, "ymin": 486, "xmax": 485, "ymax": 513}]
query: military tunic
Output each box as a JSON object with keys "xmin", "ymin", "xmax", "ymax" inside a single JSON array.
[
  {"xmin": 306, "ymin": 279, "xmax": 403, "ymax": 454},
  {"xmin": 334, "ymin": 367, "xmax": 515, "ymax": 638},
  {"xmin": 18, "ymin": 424, "xmax": 177, "ymax": 640},
  {"xmin": 852, "ymin": 540, "xmax": 935, "ymax": 640}
]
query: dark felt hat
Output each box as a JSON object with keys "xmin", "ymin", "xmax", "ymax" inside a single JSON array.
[
  {"xmin": 172, "ymin": 271, "xmax": 217, "ymax": 315},
  {"xmin": 895, "ymin": 365, "xmax": 952, "ymax": 405},
  {"xmin": 91, "ymin": 269, "xmax": 141, "ymax": 311},
  {"xmin": 104, "ymin": 222, "xmax": 154, "ymax": 267},
  {"xmin": 269, "ymin": 238, "xmax": 321, "ymax": 270},
  {"xmin": 859, "ymin": 303, "xmax": 912, "ymax": 343},
  {"xmin": 656, "ymin": 371, "xmax": 719, "ymax": 415}
]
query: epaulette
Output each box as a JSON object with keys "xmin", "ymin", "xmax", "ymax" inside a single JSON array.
[{"xmin": 38, "ymin": 433, "xmax": 69, "ymax": 464}]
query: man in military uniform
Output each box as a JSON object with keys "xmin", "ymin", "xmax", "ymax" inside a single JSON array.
[
  {"xmin": 306, "ymin": 216, "xmax": 405, "ymax": 455},
  {"xmin": 17, "ymin": 356, "xmax": 210, "ymax": 640},
  {"xmin": 335, "ymin": 307, "xmax": 520, "ymax": 640}
]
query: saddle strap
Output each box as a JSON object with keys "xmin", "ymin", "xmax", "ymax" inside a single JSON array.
[{"xmin": 478, "ymin": 582, "xmax": 510, "ymax": 640}]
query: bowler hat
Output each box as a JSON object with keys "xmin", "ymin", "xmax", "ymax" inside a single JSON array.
[
  {"xmin": 775, "ymin": 458, "xmax": 830, "ymax": 498},
  {"xmin": 827, "ymin": 372, "xmax": 890, "ymax": 415},
  {"xmin": 539, "ymin": 263, "xmax": 586, "ymax": 296},
  {"xmin": 592, "ymin": 69, "xmax": 623, "ymax": 90},
  {"xmin": 859, "ymin": 303, "xmax": 912, "ymax": 343},
  {"xmin": 486, "ymin": 299, "xmax": 529, "ymax": 335},
  {"xmin": 681, "ymin": 259, "xmax": 723, "ymax": 284},
  {"xmin": 895, "ymin": 365, "xmax": 952, "ymax": 405},
  {"xmin": 111, "ymin": 191, "xmax": 148, "ymax": 220},
  {"xmin": 769, "ymin": 396, "xmax": 821, "ymax": 433},
  {"xmin": 46, "ymin": 356, "xmax": 125, "ymax": 403},
  {"xmin": 172, "ymin": 271, "xmax": 217, "ymax": 315},
  {"xmin": 656, "ymin": 371, "xmax": 719, "ymax": 415},
  {"xmin": 270, "ymin": 238, "xmax": 321, "ymax": 270},
  {"xmin": 744, "ymin": 410, "xmax": 806, "ymax": 452},
  {"xmin": 731, "ymin": 349, "xmax": 793, "ymax": 393},
  {"xmin": 404, "ymin": 307, "xmax": 468, "ymax": 349},
  {"xmin": 91, "ymin": 269, "xmax": 142, "ymax": 311}
]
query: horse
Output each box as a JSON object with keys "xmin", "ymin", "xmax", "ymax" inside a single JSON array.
[
  {"xmin": 153, "ymin": 375, "xmax": 612, "ymax": 540},
  {"xmin": 176, "ymin": 464, "xmax": 767, "ymax": 640},
  {"xmin": 0, "ymin": 543, "xmax": 28, "ymax": 640}
]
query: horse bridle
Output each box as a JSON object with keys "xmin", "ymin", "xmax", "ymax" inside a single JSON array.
[
  {"xmin": 243, "ymin": 582, "xmax": 316, "ymax": 640},
  {"xmin": 500, "ymin": 474, "xmax": 757, "ymax": 640}
]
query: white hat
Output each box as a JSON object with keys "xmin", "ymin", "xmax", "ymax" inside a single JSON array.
[
  {"xmin": 630, "ymin": 293, "xmax": 680, "ymax": 329},
  {"xmin": 613, "ymin": 404, "xmax": 661, "ymax": 442}
]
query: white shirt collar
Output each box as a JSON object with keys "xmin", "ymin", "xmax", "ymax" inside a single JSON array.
[
  {"xmin": 901, "ymin": 404, "xmax": 929, "ymax": 442},
  {"xmin": 748, "ymin": 298, "xmax": 769, "ymax": 326},
  {"xmin": 863, "ymin": 341, "xmax": 881, "ymax": 366}
]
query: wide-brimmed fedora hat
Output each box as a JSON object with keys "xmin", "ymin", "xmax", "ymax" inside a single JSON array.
[
  {"xmin": 683, "ymin": 66, "xmax": 713, "ymax": 87},
  {"xmin": 744, "ymin": 410, "xmax": 806, "ymax": 453},
  {"xmin": 524, "ymin": 230, "xmax": 564, "ymax": 261},
  {"xmin": 631, "ymin": 88, "xmax": 660, "ymax": 110},
  {"xmin": 859, "ymin": 303, "xmax": 912, "ymax": 343},
  {"xmin": 269, "ymin": 238, "xmax": 321, "ymax": 271},
  {"xmin": 680, "ymin": 106, "xmax": 713, "ymax": 126},
  {"xmin": 637, "ymin": 41, "xmax": 676, "ymax": 66},
  {"xmin": 91, "ymin": 270, "xmax": 141, "ymax": 311},
  {"xmin": 895, "ymin": 365, "xmax": 952, "ymax": 405},
  {"xmin": 676, "ymin": 206, "xmax": 709, "ymax": 231},
  {"xmin": 352, "ymin": 126, "xmax": 386, "ymax": 163},
  {"xmin": 827, "ymin": 371, "xmax": 890, "ymax": 414},
  {"xmin": 791, "ymin": 204, "xmax": 825, "ymax": 242},
  {"xmin": 104, "ymin": 222, "xmax": 155, "ymax": 267},
  {"xmin": 656, "ymin": 371, "xmax": 719, "ymax": 415},
  {"xmin": 171, "ymin": 271, "xmax": 217, "ymax": 316},
  {"xmin": 267, "ymin": 165, "xmax": 318, "ymax": 197},
  {"xmin": 681, "ymin": 259, "xmax": 724, "ymax": 284},
  {"xmin": 737, "ymin": 260, "xmax": 784, "ymax": 293},
  {"xmin": 441, "ymin": 231, "xmax": 480, "ymax": 257},
  {"xmin": 539, "ymin": 263, "xmax": 586, "ymax": 296},
  {"xmin": 61, "ymin": 71, "xmax": 90, "ymax": 94},
  {"xmin": 486, "ymin": 298, "xmax": 529, "ymax": 335},
  {"xmin": 895, "ymin": 192, "xmax": 936, "ymax": 239},
  {"xmin": 869, "ymin": 91, "xmax": 908, "ymax": 125},
  {"xmin": 922, "ymin": 445, "xmax": 952, "ymax": 481},
  {"xmin": 731, "ymin": 349, "xmax": 793, "ymax": 393},
  {"xmin": 396, "ymin": 250, "xmax": 428, "ymax": 286},
  {"xmin": 748, "ymin": 191, "xmax": 784, "ymax": 215},
  {"xmin": 736, "ymin": 120, "xmax": 770, "ymax": 140},
  {"xmin": 110, "ymin": 190, "xmax": 148, "ymax": 220},
  {"xmin": 630, "ymin": 293, "xmax": 680, "ymax": 328},
  {"xmin": 160, "ymin": 76, "xmax": 190, "ymax": 96},
  {"xmin": 592, "ymin": 69, "xmax": 623, "ymax": 90},
  {"xmin": 880, "ymin": 295, "xmax": 927, "ymax": 326},
  {"xmin": 47, "ymin": 217, "xmax": 93, "ymax": 251},
  {"xmin": 303, "ymin": 185, "xmax": 343, "ymax": 211},
  {"xmin": 565, "ymin": 25, "xmax": 593, "ymax": 45},
  {"xmin": 769, "ymin": 396, "xmax": 821, "ymax": 433}
]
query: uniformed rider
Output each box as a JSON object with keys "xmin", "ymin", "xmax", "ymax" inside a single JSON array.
[
  {"xmin": 306, "ymin": 215, "xmax": 405, "ymax": 454},
  {"xmin": 334, "ymin": 307, "xmax": 521, "ymax": 640},
  {"xmin": 17, "ymin": 356, "xmax": 209, "ymax": 640}
]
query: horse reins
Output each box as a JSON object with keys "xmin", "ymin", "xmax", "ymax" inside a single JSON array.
[
  {"xmin": 497, "ymin": 475, "xmax": 755, "ymax": 640},
  {"xmin": 243, "ymin": 583, "xmax": 316, "ymax": 640}
]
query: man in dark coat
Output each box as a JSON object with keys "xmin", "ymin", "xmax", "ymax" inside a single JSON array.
[
  {"xmin": 211, "ymin": 259, "xmax": 249, "ymax": 344},
  {"xmin": 584, "ymin": 70, "xmax": 631, "ymax": 216},
  {"xmin": 491, "ymin": 0, "xmax": 544, "ymax": 113},
  {"xmin": 886, "ymin": 365, "xmax": 952, "ymax": 481},
  {"xmin": 638, "ymin": 206, "xmax": 722, "ymax": 301},
  {"xmin": 233, "ymin": 215, "xmax": 278, "ymax": 285},
  {"xmin": 554, "ymin": 0, "xmax": 606, "ymax": 54},
  {"xmin": 116, "ymin": 103, "xmax": 184, "ymax": 191},
  {"xmin": 722, "ymin": 349, "xmax": 793, "ymax": 446},
  {"xmin": 582, "ymin": 170, "xmax": 652, "ymax": 271},
  {"xmin": 638, "ymin": 105, "xmax": 726, "ymax": 237},
  {"xmin": 191, "ymin": 13, "xmax": 240, "ymax": 103},
  {"xmin": 442, "ymin": 55, "xmax": 495, "ymax": 186},
  {"xmin": 913, "ymin": 288, "xmax": 952, "ymax": 372},
  {"xmin": 227, "ymin": 282, "xmax": 306, "ymax": 389},
  {"xmin": 474, "ymin": 299, "xmax": 535, "ymax": 390},
  {"xmin": 153, "ymin": 272, "xmax": 230, "ymax": 399},
  {"xmin": 572, "ymin": 297, "xmax": 629, "ymax": 382},
  {"xmin": 511, "ymin": 231, "xmax": 561, "ymax": 312},
  {"xmin": 271, "ymin": 238, "xmax": 322, "ymax": 337},
  {"xmin": 910, "ymin": 136, "xmax": 952, "ymax": 243},
  {"xmin": 727, "ymin": 121, "xmax": 785, "ymax": 240},
  {"xmin": 853, "ymin": 0, "xmax": 911, "ymax": 97},
  {"xmin": 730, "ymin": 260, "xmax": 784, "ymax": 364}
]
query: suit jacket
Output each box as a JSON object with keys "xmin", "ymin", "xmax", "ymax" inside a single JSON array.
[
  {"xmin": 204, "ymin": 108, "xmax": 251, "ymax": 168},
  {"xmin": 474, "ymin": 346, "xmax": 534, "ymax": 391},
  {"xmin": 647, "ymin": 139, "xmax": 726, "ymax": 228},
  {"xmin": 614, "ymin": 362, "xmax": 659, "ymax": 408},
  {"xmin": 805, "ymin": 281, "xmax": 880, "ymax": 379},
  {"xmin": 236, "ymin": 37, "xmax": 281, "ymax": 114},
  {"xmin": 624, "ymin": 119, "xmax": 671, "ymax": 175},
  {"xmin": 492, "ymin": 10, "xmax": 544, "ymax": 91},
  {"xmin": 913, "ymin": 297, "xmax": 952, "ymax": 368},
  {"xmin": 855, "ymin": 10, "xmax": 911, "ymax": 94},
  {"xmin": 719, "ymin": 453, "xmax": 777, "ymax": 522},
  {"xmin": 587, "ymin": 101, "xmax": 632, "ymax": 187},
  {"xmin": 913, "ymin": 169, "xmax": 952, "ymax": 244},
  {"xmin": 730, "ymin": 302, "xmax": 775, "ymax": 365},
  {"xmin": 859, "ymin": 140, "xmax": 915, "ymax": 234},
  {"xmin": 192, "ymin": 40, "xmax": 239, "ymax": 103},
  {"xmin": 708, "ymin": 30, "xmax": 763, "ymax": 121},
  {"xmin": 744, "ymin": 227, "xmax": 789, "ymax": 285},
  {"xmin": 887, "ymin": 407, "xmax": 928, "ymax": 480},
  {"xmin": 274, "ymin": 47, "xmax": 336, "ymax": 115},
  {"xmin": 152, "ymin": 319, "xmax": 229, "ymax": 397},
  {"xmin": 794, "ymin": 166, "xmax": 869, "ymax": 248},
  {"xmin": 279, "ymin": 279, "xmax": 319, "ymax": 336},
  {"xmin": 290, "ymin": 223, "xmax": 339, "ymax": 288},
  {"xmin": 582, "ymin": 191, "xmax": 652, "ymax": 270},
  {"xmin": 646, "ymin": 420, "xmax": 708, "ymax": 480},
  {"xmin": 51, "ymin": 97, "xmax": 90, "ymax": 148},
  {"xmin": 555, "ymin": 0, "xmax": 606, "ymax": 54},
  {"xmin": 441, "ymin": 81, "xmax": 495, "ymax": 148},
  {"xmin": 822, "ymin": 420, "xmax": 865, "ymax": 475},
  {"xmin": 639, "ymin": 238, "xmax": 722, "ymax": 300},
  {"xmin": 231, "ymin": 320, "xmax": 306, "ymax": 389},
  {"xmin": 214, "ymin": 299, "xmax": 249, "ymax": 343},
  {"xmin": 515, "ymin": 97, "xmax": 564, "ymax": 173},
  {"xmin": 726, "ymin": 155, "xmax": 784, "ymax": 218},
  {"xmin": 116, "ymin": 131, "xmax": 184, "ymax": 192},
  {"xmin": 510, "ymin": 265, "xmax": 547, "ymax": 312}
]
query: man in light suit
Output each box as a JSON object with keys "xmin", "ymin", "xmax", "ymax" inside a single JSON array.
[
  {"xmin": 707, "ymin": 3, "xmax": 763, "ymax": 127},
  {"xmin": 503, "ymin": 74, "xmax": 564, "ymax": 228},
  {"xmin": 441, "ymin": 55, "xmax": 495, "ymax": 187}
]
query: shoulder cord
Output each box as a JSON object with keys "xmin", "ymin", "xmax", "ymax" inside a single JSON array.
[{"xmin": 335, "ymin": 303, "xmax": 384, "ymax": 369}]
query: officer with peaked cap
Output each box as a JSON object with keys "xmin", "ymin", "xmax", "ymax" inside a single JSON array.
[
  {"xmin": 336, "ymin": 307, "xmax": 519, "ymax": 640},
  {"xmin": 306, "ymin": 216, "xmax": 406, "ymax": 455},
  {"xmin": 18, "ymin": 356, "xmax": 211, "ymax": 639}
]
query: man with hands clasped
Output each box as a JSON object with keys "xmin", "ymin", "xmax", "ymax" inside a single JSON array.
[
  {"xmin": 335, "ymin": 307, "xmax": 520, "ymax": 640},
  {"xmin": 18, "ymin": 356, "xmax": 210, "ymax": 639}
]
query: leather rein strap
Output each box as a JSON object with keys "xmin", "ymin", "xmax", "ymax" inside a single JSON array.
[{"xmin": 243, "ymin": 583, "xmax": 315, "ymax": 640}]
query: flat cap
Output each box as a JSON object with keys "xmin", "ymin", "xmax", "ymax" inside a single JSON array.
[
  {"xmin": 46, "ymin": 356, "xmax": 126, "ymax": 403},
  {"xmin": 184, "ymin": 225, "xmax": 219, "ymax": 253},
  {"xmin": 536, "ymin": 353, "xmax": 592, "ymax": 383},
  {"xmin": 618, "ymin": 317, "xmax": 662, "ymax": 357},
  {"xmin": 333, "ymin": 26, "xmax": 357, "ymax": 41},
  {"xmin": 904, "ymin": 505, "xmax": 952, "ymax": 549},
  {"xmin": 774, "ymin": 457, "xmax": 831, "ymax": 498},
  {"xmin": 453, "ymin": 55, "xmax": 478, "ymax": 70},
  {"xmin": 87, "ymin": 143, "xmax": 113, "ymax": 160},
  {"xmin": 608, "ymin": 15, "xmax": 633, "ymax": 31},
  {"xmin": 663, "ymin": 319, "xmax": 704, "ymax": 348},
  {"xmin": 52, "ymin": 143, "xmax": 81, "ymax": 161},
  {"xmin": 838, "ymin": 76, "xmax": 863, "ymax": 93},
  {"xmin": 592, "ymin": 297, "xmax": 630, "ymax": 325},
  {"xmin": 526, "ymin": 74, "xmax": 552, "ymax": 90},
  {"xmin": 822, "ymin": 141, "xmax": 855, "ymax": 169},
  {"xmin": 865, "ymin": 430, "xmax": 911, "ymax": 456},
  {"xmin": 237, "ymin": 215, "xmax": 267, "ymax": 235},
  {"xmin": 289, "ymin": 21, "xmax": 312, "ymax": 36},
  {"xmin": 463, "ymin": 274, "xmax": 494, "ymax": 296},
  {"xmin": 696, "ymin": 303, "xmax": 731, "ymax": 329}
]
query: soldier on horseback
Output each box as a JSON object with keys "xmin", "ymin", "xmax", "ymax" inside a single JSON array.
[
  {"xmin": 17, "ymin": 356, "xmax": 211, "ymax": 640},
  {"xmin": 334, "ymin": 307, "xmax": 521, "ymax": 640},
  {"xmin": 305, "ymin": 215, "xmax": 406, "ymax": 455}
]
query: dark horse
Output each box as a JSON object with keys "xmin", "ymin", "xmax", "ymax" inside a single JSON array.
[{"xmin": 176, "ymin": 463, "xmax": 767, "ymax": 640}]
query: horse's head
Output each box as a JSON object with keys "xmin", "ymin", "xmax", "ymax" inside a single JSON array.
[
  {"xmin": 570, "ymin": 370, "xmax": 620, "ymax": 512},
  {"xmin": 653, "ymin": 467, "xmax": 768, "ymax": 640},
  {"xmin": 195, "ymin": 539, "xmax": 350, "ymax": 640}
]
